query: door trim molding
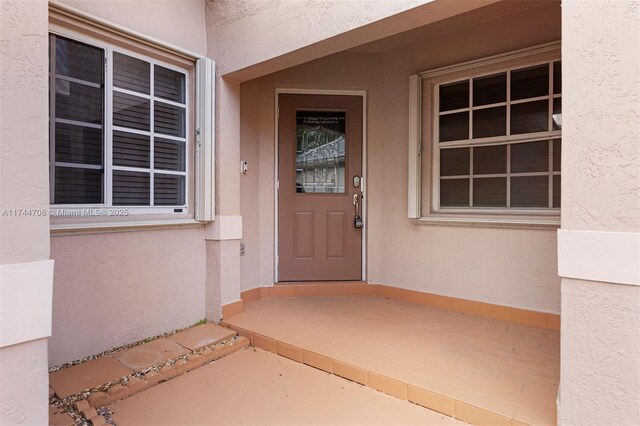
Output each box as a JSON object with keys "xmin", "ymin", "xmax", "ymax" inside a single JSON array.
[{"xmin": 274, "ymin": 88, "xmax": 368, "ymax": 283}]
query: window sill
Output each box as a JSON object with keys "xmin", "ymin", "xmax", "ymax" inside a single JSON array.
[
  {"xmin": 50, "ymin": 219, "xmax": 205, "ymax": 236},
  {"xmin": 413, "ymin": 214, "xmax": 560, "ymax": 229}
]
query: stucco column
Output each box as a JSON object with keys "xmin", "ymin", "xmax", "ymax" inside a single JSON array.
[
  {"xmin": 204, "ymin": 77, "xmax": 242, "ymax": 320},
  {"xmin": 0, "ymin": 1, "xmax": 53, "ymax": 424},
  {"xmin": 558, "ymin": 1, "xmax": 640, "ymax": 425}
]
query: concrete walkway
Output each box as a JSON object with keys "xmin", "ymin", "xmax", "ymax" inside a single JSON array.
[{"xmin": 109, "ymin": 348, "xmax": 466, "ymax": 425}]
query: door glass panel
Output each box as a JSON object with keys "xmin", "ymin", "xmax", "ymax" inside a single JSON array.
[{"xmin": 296, "ymin": 111, "xmax": 346, "ymax": 194}]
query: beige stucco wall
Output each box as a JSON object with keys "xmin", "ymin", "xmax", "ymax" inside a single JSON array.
[
  {"xmin": 206, "ymin": 0, "xmax": 431, "ymax": 75},
  {"xmin": 58, "ymin": 0, "xmax": 208, "ymax": 56},
  {"xmin": 559, "ymin": 1, "xmax": 640, "ymax": 424},
  {"xmin": 0, "ymin": 1, "xmax": 51, "ymax": 266},
  {"xmin": 239, "ymin": 2, "xmax": 562, "ymax": 313},
  {"xmin": 0, "ymin": 0, "xmax": 51, "ymax": 424},
  {"xmin": 560, "ymin": 0, "xmax": 640, "ymax": 234},
  {"xmin": 49, "ymin": 228, "xmax": 207, "ymax": 366},
  {"xmin": 48, "ymin": 0, "xmax": 212, "ymax": 366},
  {"xmin": 206, "ymin": 0, "xmax": 510, "ymax": 81},
  {"xmin": 560, "ymin": 278, "xmax": 640, "ymax": 425},
  {"xmin": 0, "ymin": 338, "xmax": 49, "ymax": 425}
]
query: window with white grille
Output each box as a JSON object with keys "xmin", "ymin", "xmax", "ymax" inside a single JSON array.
[
  {"xmin": 435, "ymin": 61, "xmax": 561, "ymax": 210},
  {"xmin": 408, "ymin": 43, "xmax": 562, "ymax": 224},
  {"xmin": 49, "ymin": 35, "xmax": 189, "ymax": 211}
]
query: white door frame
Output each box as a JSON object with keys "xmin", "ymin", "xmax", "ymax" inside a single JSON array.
[{"xmin": 274, "ymin": 88, "xmax": 368, "ymax": 283}]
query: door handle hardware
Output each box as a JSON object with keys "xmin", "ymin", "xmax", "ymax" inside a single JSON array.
[{"xmin": 353, "ymin": 193, "xmax": 364, "ymax": 229}]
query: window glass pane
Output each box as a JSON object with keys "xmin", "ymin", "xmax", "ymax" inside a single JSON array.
[
  {"xmin": 553, "ymin": 139, "xmax": 561, "ymax": 171},
  {"xmin": 511, "ymin": 100, "xmax": 548, "ymax": 134},
  {"xmin": 473, "ymin": 177, "xmax": 507, "ymax": 207},
  {"xmin": 439, "ymin": 81, "xmax": 469, "ymax": 112},
  {"xmin": 155, "ymin": 138, "xmax": 185, "ymax": 172},
  {"xmin": 55, "ymin": 80, "xmax": 103, "ymax": 125},
  {"xmin": 440, "ymin": 148, "xmax": 469, "ymax": 176},
  {"xmin": 154, "ymin": 102, "xmax": 185, "ymax": 137},
  {"xmin": 113, "ymin": 52, "xmax": 150, "ymax": 95},
  {"xmin": 113, "ymin": 92, "xmax": 150, "ymax": 131},
  {"xmin": 473, "ymin": 73, "xmax": 506, "ymax": 106},
  {"xmin": 511, "ymin": 64, "xmax": 549, "ymax": 101},
  {"xmin": 440, "ymin": 179, "xmax": 469, "ymax": 207},
  {"xmin": 154, "ymin": 65, "xmax": 185, "ymax": 103},
  {"xmin": 112, "ymin": 170, "xmax": 150, "ymax": 206},
  {"xmin": 511, "ymin": 176, "xmax": 548, "ymax": 207},
  {"xmin": 552, "ymin": 98, "xmax": 561, "ymax": 130},
  {"xmin": 553, "ymin": 176, "xmax": 561, "ymax": 208},
  {"xmin": 511, "ymin": 140, "xmax": 549, "ymax": 173},
  {"xmin": 55, "ymin": 124, "xmax": 102, "ymax": 166},
  {"xmin": 473, "ymin": 145, "xmax": 506, "ymax": 175},
  {"xmin": 439, "ymin": 112, "xmax": 469, "ymax": 142},
  {"xmin": 55, "ymin": 37, "xmax": 103, "ymax": 84},
  {"xmin": 154, "ymin": 174, "xmax": 185, "ymax": 206},
  {"xmin": 296, "ymin": 111, "xmax": 346, "ymax": 193},
  {"xmin": 54, "ymin": 167, "xmax": 103, "ymax": 204},
  {"xmin": 473, "ymin": 106, "xmax": 506, "ymax": 138},
  {"xmin": 553, "ymin": 61, "xmax": 561, "ymax": 94},
  {"xmin": 113, "ymin": 131, "xmax": 150, "ymax": 168}
]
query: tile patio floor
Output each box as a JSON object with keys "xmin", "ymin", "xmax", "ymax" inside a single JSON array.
[
  {"xmin": 109, "ymin": 347, "xmax": 467, "ymax": 425},
  {"xmin": 224, "ymin": 296, "xmax": 560, "ymax": 425}
]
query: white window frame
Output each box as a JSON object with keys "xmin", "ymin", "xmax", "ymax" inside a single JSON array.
[
  {"xmin": 48, "ymin": 2, "xmax": 215, "ymax": 231},
  {"xmin": 408, "ymin": 41, "xmax": 561, "ymax": 227},
  {"xmin": 50, "ymin": 33, "xmax": 190, "ymax": 215}
]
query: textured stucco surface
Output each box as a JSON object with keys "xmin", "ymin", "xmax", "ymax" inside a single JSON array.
[
  {"xmin": 0, "ymin": 2, "xmax": 51, "ymax": 424},
  {"xmin": 560, "ymin": 279, "xmax": 640, "ymax": 425},
  {"xmin": 49, "ymin": 228, "xmax": 207, "ymax": 366},
  {"xmin": 205, "ymin": 0, "xmax": 430, "ymax": 75},
  {"xmin": 57, "ymin": 0, "xmax": 208, "ymax": 56},
  {"xmin": 559, "ymin": 1, "xmax": 640, "ymax": 424},
  {"xmin": 0, "ymin": 338, "xmax": 49, "ymax": 425},
  {"xmin": 0, "ymin": 0, "xmax": 50, "ymax": 265},
  {"xmin": 239, "ymin": 2, "xmax": 562, "ymax": 313},
  {"xmin": 561, "ymin": 0, "xmax": 640, "ymax": 233}
]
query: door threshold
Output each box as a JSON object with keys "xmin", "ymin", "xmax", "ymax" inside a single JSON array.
[{"xmin": 275, "ymin": 281, "xmax": 366, "ymax": 286}]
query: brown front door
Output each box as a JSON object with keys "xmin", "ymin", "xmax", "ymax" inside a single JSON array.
[{"xmin": 278, "ymin": 94, "xmax": 363, "ymax": 282}]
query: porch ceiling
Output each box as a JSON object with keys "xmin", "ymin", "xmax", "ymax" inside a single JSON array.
[{"xmin": 348, "ymin": 0, "xmax": 558, "ymax": 54}]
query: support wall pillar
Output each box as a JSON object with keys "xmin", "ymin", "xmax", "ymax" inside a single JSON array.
[
  {"xmin": 204, "ymin": 78, "xmax": 242, "ymax": 321},
  {"xmin": 0, "ymin": 1, "xmax": 53, "ymax": 424},
  {"xmin": 559, "ymin": 1, "xmax": 640, "ymax": 424}
]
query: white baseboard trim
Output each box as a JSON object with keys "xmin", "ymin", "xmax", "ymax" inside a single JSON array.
[
  {"xmin": 204, "ymin": 215, "xmax": 242, "ymax": 241},
  {"xmin": 558, "ymin": 229, "xmax": 640, "ymax": 286},
  {"xmin": 0, "ymin": 260, "xmax": 54, "ymax": 348}
]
